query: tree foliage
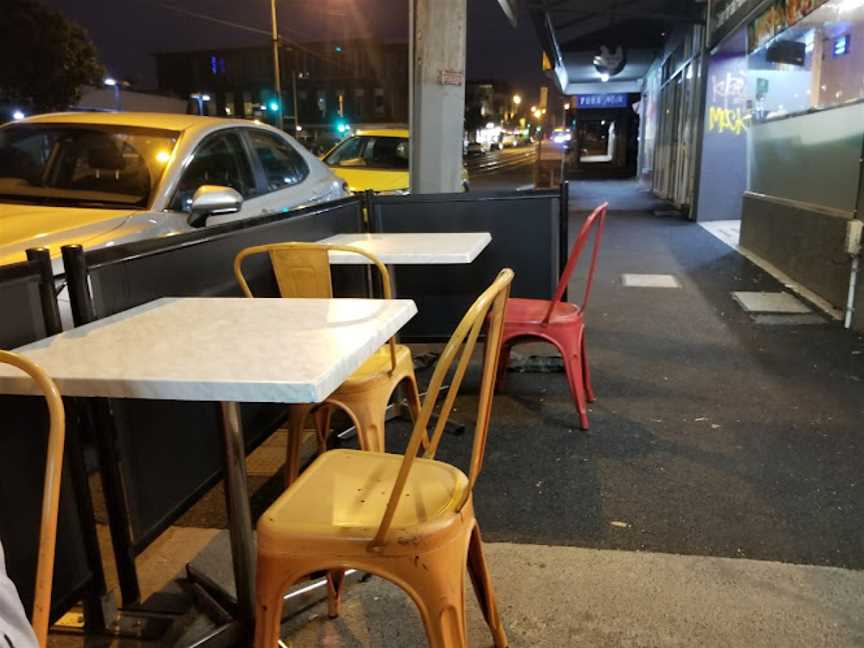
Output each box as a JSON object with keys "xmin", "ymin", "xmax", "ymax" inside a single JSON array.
[{"xmin": 0, "ymin": 0, "xmax": 105, "ymax": 112}]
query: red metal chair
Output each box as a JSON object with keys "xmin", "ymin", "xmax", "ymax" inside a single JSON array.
[{"xmin": 497, "ymin": 202, "xmax": 608, "ymax": 430}]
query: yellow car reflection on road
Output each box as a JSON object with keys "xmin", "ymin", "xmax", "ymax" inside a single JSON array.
[{"xmin": 322, "ymin": 128, "xmax": 469, "ymax": 193}]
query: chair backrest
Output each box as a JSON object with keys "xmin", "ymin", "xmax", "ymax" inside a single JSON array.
[
  {"xmin": 0, "ymin": 351, "xmax": 65, "ymax": 648},
  {"xmin": 543, "ymin": 202, "xmax": 608, "ymax": 323},
  {"xmin": 234, "ymin": 242, "xmax": 398, "ymax": 372},
  {"xmin": 370, "ymin": 268, "xmax": 515, "ymax": 548}
]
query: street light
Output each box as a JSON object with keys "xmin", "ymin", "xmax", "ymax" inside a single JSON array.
[
  {"xmin": 190, "ymin": 93, "xmax": 210, "ymax": 115},
  {"xmin": 512, "ymin": 94, "xmax": 522, "ymax": 106},
  {"xmin": 104, "ymin": 77, "xmax": 121, "ymax": 111}
]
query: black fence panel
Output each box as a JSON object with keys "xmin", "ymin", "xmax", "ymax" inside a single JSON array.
[
  {"xmin": 0, "ymin": 398, "xmax": 96, "ymax": 621},
  {"xmin": 0, "ymin": 255, "xmax": 104, "ymax": 625},
  {"xmin": 62, "ymin": 198, "xmax": 365, "ymax": 597},
  {"xmin": 0, "ymin": 263, "xmax": 49, "ymax": 349},
  {"xmin": 87, "ymin": 197, "xmax": 366, "ymax": 313},
  {"xmin": 369, "ymin": 189, "xmax": 562, "ymax": 340}
]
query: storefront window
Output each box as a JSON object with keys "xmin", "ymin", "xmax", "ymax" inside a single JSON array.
[{"xmin": 748, "ymin": 0, "xmax": 864, "ymax": 120}]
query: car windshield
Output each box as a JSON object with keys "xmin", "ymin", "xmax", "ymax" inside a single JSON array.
[
  {"xmin": 0, "ymin": 123, "xmax": 179, "ymax": 209},
  {"xmin": 323, "ymin": 135, "xmax": 409, "ymax": 170}
]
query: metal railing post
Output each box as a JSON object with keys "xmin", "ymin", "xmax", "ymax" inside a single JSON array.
[
  {"xmin": 61, "ymin": 245, "xmax": 96, "ymax": 326},
  {"xmin": 559, "ymin": 181, "xmax": 570, "ymax": 301},
  {"xmin": 26, "ymin": 247, "xmax": 62, "ymax": 336}
]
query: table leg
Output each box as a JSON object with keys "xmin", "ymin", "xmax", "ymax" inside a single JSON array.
[
  {"xmin": 386, "ymin": 264, "xmax": 406, "ymax": 420},
  {"xmin": 219, "ymin": 401, "xmax": 256, "ymax": 643}
]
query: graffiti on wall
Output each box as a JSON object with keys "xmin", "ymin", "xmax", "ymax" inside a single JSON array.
[{"xmin": 707, "ymin": 69, "xmax": 748, "ymax": 135}]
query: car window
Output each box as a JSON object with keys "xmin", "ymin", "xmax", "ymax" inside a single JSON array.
[
  {"xmin": 323, "ymin": 136, "xmax": 409, "ymax": 170},
  {"xmin": 0, "ymin": 124, "xmax": 177, "ymax": 209},
  {"xmin": 170, "ymin": 130, "xmax": 256, "ymax": 212},
  {"xmin": 247, "ymin": 129, "xmax": 309, "ymax": 193},
  {"xmin": 324, "ymin": 136, "xmax": 365, "ymax": 165}
]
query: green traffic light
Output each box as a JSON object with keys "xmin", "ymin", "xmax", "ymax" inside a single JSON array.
[{"xmin": 268, "ymin": 100, "xmax": 280, "ymax": 112}]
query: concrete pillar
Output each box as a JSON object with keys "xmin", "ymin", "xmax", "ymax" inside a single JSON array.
[{"xmin": 409, "ymin": 0, "xmax": 467, "ymax": 193}]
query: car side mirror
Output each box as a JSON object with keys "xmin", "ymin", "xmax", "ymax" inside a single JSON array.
[{"xmin": 187, "ymin": 185, "xmax": 243, "ymax": 228}]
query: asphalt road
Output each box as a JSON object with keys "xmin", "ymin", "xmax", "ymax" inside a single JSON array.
[{"xmin": 466, "ymin": 145, "xmax": 535, "ymax": 191}]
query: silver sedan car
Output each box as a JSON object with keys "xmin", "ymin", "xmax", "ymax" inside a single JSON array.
[{"xmin": 0, "ymin": 111, "xmax": 348, "ymax": 269}]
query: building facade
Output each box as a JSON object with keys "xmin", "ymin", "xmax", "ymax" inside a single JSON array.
[
  {"xmin": 693, "ymin": 0, "xmax": 864, "ymax": 329},
  {"xmin": 153, "ymin": 40, "xmax": 409, "ymax": 128}
]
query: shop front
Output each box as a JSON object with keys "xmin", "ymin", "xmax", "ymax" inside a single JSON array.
[
  {"xmin": 696, "ymin": 0, "xmax": 864, "ymax": 326},
  {"xmin": 639, "ymin": 25, "xmax": 705, "ymax": 211},
  {"xmin": 570, "ymin": 92, "xmax": 640, "ymax": 178}
]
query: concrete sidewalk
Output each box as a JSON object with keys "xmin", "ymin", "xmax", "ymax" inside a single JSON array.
[{"xmin": 181, "ymin": 531, "xmax": 864, "ymax": 647}]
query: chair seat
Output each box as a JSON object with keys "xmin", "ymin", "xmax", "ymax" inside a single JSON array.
[
  {"xmin": 340, "ymin": 344, "xmax": 413, "ymax": 388},
  {"xmin": 258, "ymin": 449, "xmax": 469, "ymax": 552},
  {"xmin": 504, "ymin": 297, "xmax": 581, "ymax": 325}
]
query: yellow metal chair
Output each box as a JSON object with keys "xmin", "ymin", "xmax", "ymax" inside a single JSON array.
[
  {"xmin": 0, "ymin": 351, "xmax": 66, "ymax": 648},
  {"xmin": 234, "ymin": 242, "xmax": 423, "ymax": 485},
  {"xmin": 254, "ymin": 268, "xmax": 514, "ymax": 648}
]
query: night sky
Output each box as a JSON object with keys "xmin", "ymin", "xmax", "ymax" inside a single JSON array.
[{"xmin": 39, "ymin": 0, "xmax": 550, "ymax": 105}]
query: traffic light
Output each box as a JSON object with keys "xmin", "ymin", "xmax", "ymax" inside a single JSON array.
[
  {"xmin": 335, "ymin": 118, "xmax": 350, "ymax": 134},
  {"xmin": 268, "ymin": 99, "xmax": 280, "ymax": 112}
]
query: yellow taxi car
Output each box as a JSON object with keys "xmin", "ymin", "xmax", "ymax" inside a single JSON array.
[{"xmin": 322, "ymin": 128, "xmax": 469, "ymax": 193}]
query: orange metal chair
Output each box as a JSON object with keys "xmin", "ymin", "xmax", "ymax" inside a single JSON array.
[
  {"xmin": 0, "ymin": 350, "xmax": 66, "ymax": 648},
  {"xmin": 234, "ymin": 242, "xmax": 423, "ymax": 484},
  {"xmin": 497, "ymin": 203, "xmax": 607, "ymax": 430},
  {"xmin": 254, "ymin": 268, "xmax": 515, "ymax": 648}
]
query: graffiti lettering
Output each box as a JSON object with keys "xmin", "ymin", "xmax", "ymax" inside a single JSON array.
[{"xmin": 708, "ymin": 106, "xmax": 748, "ymax": 135}]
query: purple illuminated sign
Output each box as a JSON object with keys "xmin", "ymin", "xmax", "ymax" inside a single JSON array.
[{"xmin": 576, "ymin": 93, "xmax": 629, "ymax": 109}]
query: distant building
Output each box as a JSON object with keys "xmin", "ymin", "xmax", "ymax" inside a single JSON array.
[
  {"xmin": 152, "ymin": 40, "xmax": 409, "ymax": 128},
  {"xmin": 465, "ymin": 80, "xmax": 514, "ymax": 122},
  {"xmin": 74, "ymin": 86, "xmax": 187, "ymax": 113}
]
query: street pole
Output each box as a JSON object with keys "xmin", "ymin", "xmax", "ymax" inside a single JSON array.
[
  {"xmin": 270, "ymin": 0, "xmax": 284, "ymax": 130},
  {"xmin": 409, "ymin": 0, "xmax": 468, "ymax": 193},
  {"xmin": 292, "ymin": 71, "xmax": 300, "ymax": 134}
]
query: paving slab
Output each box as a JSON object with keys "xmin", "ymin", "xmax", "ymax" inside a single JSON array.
[
  {"xmin": 732, "ymin": 291, "xmax": 811, "ymax": 314},
  {"xmin": 622, "ymin": 273, "xmax": 682, "ymax": 288}
]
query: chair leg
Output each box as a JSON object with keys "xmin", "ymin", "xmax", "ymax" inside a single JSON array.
[
  {"xmin": 330, "ymin": 392, "xmax": 389, "ymax": 453},
  {"xmin": 408, "ymin": 559, "xmax": 469, "ymax": 648},
  {"xmin": 561, "ymin": 346, "xmax": 590, "ymax": 431},
  {"xmin": 283, "ymin": 405, "xmax": 310, "ymax": 487},
  {"xmin": 581, "ymin": 334, "xmax": 596, "ymax": 403},
  {"xmin": 402, "ymin": 374, "xmax": 422, "ymax": 423},
  {"xmin": 254, "ymin": 557, "xmax": 309, "ymax": 648},
  {"xmin": 466, "ymin": 525, "xmax": 508, "ymax": 648},
  {"xmin": 401, "ymin": 374, "xmax": 431, "ymax": 451},
  {"xmin": 313, "ymin": 405, "xmax": 333, "ymax": 454},
  {"xmin": 326, "ymin": 569, "xmax": 347, "ymax": 619}
]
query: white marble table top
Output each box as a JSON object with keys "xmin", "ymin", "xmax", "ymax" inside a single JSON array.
[
  {"xmin": 0, "ymin": 297, "xmax": 416, "ymax": 403},
  {"xmin": 318, "ymin": 232, "xmax": 492, "ymax": 265}
]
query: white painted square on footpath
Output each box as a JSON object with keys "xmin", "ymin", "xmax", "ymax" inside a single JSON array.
[
  {"xmin": 622, "ymin": 273, "xmax": 681, "ymax": 288},
  {"xmin": 732, "ymin": 291, "xmax": 811, "ymax": 314}
]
